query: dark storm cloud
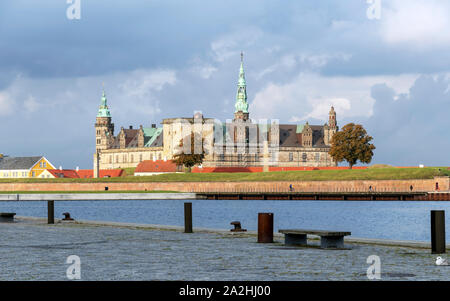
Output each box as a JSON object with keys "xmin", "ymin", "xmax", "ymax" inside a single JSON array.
[{"xmin": 366, "ymin": 75, "xmax": 450, "ymax": 166}]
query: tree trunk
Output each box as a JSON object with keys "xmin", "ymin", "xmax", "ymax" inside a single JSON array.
[{"xmin": 349, "ymin": 164, "xmax": 353, "ymax": 169}]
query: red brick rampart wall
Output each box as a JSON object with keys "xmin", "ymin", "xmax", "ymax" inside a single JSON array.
[
  {"xmin": 0, "ymin": 177, "xmax": 448, "ymax": 193},
  {"xmin": 191, "ymin": 166, "xmax": 368, "ymax": 173}
]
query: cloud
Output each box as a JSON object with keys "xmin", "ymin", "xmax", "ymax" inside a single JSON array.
[
  {"xmin": 23, "ymin": 95, "xmax": 40, "ymax": 113},
  {"xmin": 188, "ymin": 59, "xmax": 218, "ymax": 79},
  {"xmin": 380, "ymin": 0, "xmax": 450, "ymax": 48},
  {"xmin": 249, "ymin": 72, "xmax": 418, "ymax": 123},
  {"xmin": 366, "ymin": 74, "xmax": 450, "ymax": 165},
  {"xmin": 0, "ymin": 92, "xmax": 14, "ymax": 116},
  {"xmin": 0, "ymin": 68, "xmax": 178, "ymax": 167},
  {"xmin": 292, "ymin": 98, "xmax": 351, "ymax": 122},
  {"xmin": 210, "ymin": 27, "xmax": 264, "ymax": 63},
  {"xmin": 119, "ymin": 69, "xmax": 176, "ymax": 96},
  {"xmin": 255, "ymin": 52, "xmax": 352, "ymax": 80}
]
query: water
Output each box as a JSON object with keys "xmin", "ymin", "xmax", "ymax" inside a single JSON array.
[{"xmin": 0, "ymin": 200, "xmax": 449, "ymax": 242}]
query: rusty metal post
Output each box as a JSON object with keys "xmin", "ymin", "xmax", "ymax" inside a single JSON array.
[
  {"xmin": 47, "ymin": 201, "xmax": 54, "ymax": 224},
  {"xmin": 431, "ymin": 210, "xmax": 445, "ymax": 254},
  {"xmin": 258, "ymin": 213, "xmax": 274, "ymax": 243},
  {"xmin": 184, "ymin": 202, "xmax": 193, "ymax": 233}
]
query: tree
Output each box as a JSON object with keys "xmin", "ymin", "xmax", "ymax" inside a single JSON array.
[
  {"xmin": 172, "ymin": 133, "xmax": 205, "ymax": 172},
  {"xmin": 329, "ymin": 123, "xmax": 375, "ymax": 169}
]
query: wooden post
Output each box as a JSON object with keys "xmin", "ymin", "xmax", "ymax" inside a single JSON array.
[
  {"xmin": 47, "ymin": 201, "xmax": 54, "ymax": 224},
  {"xmin": 258, "ymin": 213, "xmax": 274, "ymax": 243},
  {"xmin": 184, "ymin": 202, "xmax": 193, "ymax": 233},
  {"xmin": 431, "ymin": 210, "xmax": 446, "ymax": 254}
]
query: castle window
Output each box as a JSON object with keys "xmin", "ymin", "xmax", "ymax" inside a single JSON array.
[
  {"xmin": 116, "ymin": 156, "xmax": 119, "ymax": 163},
  {"xmin": 139, "ymin": 154, "xmax": 143, "ymax": 162},
  {"xmin": 315, "ymin": 153, "xmax": 320, "ymax": 162},
  {"xmin": 123, "ymin": 154, "xmax": 127, "ymax": 163},
  {"xmin": 109, "ymin": 156, "xmax": 112, "ymax": 164},
  {"xmin": 130, "ymin": 155, "xmax": 134, "ymax": 162},
  {"xmin": 289, "ymin": 153, "xmax": 293, "ymax": 162},
  {"xmin": 271, "ymin": 152, "xmax": 277, "ymax": 162},
  {"xmin": 302, "ymin": 153, "xmax": 307, "ymax": 162}
]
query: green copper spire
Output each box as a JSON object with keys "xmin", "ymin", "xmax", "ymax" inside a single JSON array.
[
  {"xmin": 235, "ymin": 52, "xmax": 249, "ymax": 113},
  {"xmin": 97, "ymin": 89, "xmax": 111, "ymax": 118}
]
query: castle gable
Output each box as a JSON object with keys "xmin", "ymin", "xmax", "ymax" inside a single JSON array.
[{"xmin": 279, "ymin": 124, "xmax": 326, "ymax": 148}]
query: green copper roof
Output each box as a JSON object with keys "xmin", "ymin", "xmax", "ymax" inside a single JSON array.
[
  {"xmin": 97, "ymin": 90, "xmax": 111, "ymax": 118},
  {"xmin": 143, "ymin": 127, "xmax": 163, "ymax": 147},
  {"xmin": 235, "ymin": 52, "xmax": 249, "ymax": 114},
  {"xmin": 296, "ymin": 124, "xmax": 304, "ymax": 133}
]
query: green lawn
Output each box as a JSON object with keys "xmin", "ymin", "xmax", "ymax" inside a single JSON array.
[
  {"xmin": 0, "ymin": 167, "xmax": 448, "ymax": 183},
  {"xmin": 122, "ymin": 167, "xmax": 136, "ymax": 176},
  {"xmin": 0, "ymin": 190, "xmax": 180, "ymax": 194}
]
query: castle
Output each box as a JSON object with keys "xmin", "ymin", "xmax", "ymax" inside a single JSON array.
[{"xmin": 94, "ymin": 54, "xmax": 338, "ymax": 174}]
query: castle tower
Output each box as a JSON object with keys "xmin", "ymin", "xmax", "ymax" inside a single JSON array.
[
  {"xmin": 94, "ymin": 89, "xmax": 114, "ymax": 154},
  {"xmin": 328, "ymin": 106, "xmax": 337, "ymax": 128},
  {"xmin": 302, "ymin": 122, "xmax": 313, "ymax": 147},
  {"xmin": 234, "ymin": 52, "xmax": 249, "ymax": 122},
  {"xmin": 324, "ymin": 106, "xmax": 337, "ymax": 146}
]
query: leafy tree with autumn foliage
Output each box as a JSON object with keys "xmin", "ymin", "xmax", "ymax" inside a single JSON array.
[
  {"xmin": 172, "ymin": 133, "xmax": 205, "ymax": 172},
  {"xmin": 329, "ymin": 123, "xmax": 375, "ymax": 169}
]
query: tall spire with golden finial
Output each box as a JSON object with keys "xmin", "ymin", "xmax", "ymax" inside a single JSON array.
[{"xmin": 235, "ymin": 51, "xmax": 248, "ymax": 114}]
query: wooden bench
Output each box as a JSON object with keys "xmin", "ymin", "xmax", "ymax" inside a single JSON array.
[
  {"xmin": 0, "ymin": 212, "xmax": 16, "ymax": 222},
  {"xmin": 279, "ymin": 229, "xmax": 351, "ymax": 249}
]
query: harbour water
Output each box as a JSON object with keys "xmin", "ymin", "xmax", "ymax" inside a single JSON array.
[{"xmin": 0, "ymin": 200, "xmax": 449, "ymax": 242}]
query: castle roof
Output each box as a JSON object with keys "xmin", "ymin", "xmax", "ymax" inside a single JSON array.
[
  {"xmin": 77, "ymin": 169, "xmax": 124, "ymax": 178},
  {"xmin": 97, "ymin": 90, "xmax": 111, "ymax": 118},
  {"xmin": 110, "ymin": 127, "xmax": 163, "ymax": 149},
  {"xmin": 135, "ymin": 160, "xmax": 179, "ymax": 173},
  {"xmin": 47, "ymin": 169, "xmax": 80, "ymax": 178},
  {"xmin": 0, "ymin": 156, "xmax": 44, "ymax": 170}
]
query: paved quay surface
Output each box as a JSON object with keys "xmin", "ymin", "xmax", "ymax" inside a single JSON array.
[{"xmin": 0, "ymin": 219, "xmax": 448, "ymax": 281}]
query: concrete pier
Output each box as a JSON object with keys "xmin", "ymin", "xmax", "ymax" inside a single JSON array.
[
  {"xmin": 0, "ymin": 193, "xmax": 197, "ymax": 201},
  {"xmin": 1, "ymin": 216, "xmax": 450, "ymax": 280}
]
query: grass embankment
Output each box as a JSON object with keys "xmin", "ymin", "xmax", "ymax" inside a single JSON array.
[{"xmin": 0, "ymin": 167, "xmax": 448, "ymax": 183}]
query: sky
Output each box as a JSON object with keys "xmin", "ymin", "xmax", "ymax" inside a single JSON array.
[{"xmin": 1, "ymin": 0, "xmax": 450, "ymax": 168}]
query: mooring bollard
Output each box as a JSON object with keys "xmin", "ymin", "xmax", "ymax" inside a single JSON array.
[
  {"xmin": 431, "ymin": 210, "xmax": 446, "ymax": 254},
  {"xmin": 184, "ymin": 202, "xmax": 193, "ymax": 233},
  {"xmin": 47, "ymin": 201, "xmax": 54, "ymax": 224},
  {"xmin": 258, "ymin": 213, "xmax": 274, "ymax": 243}
]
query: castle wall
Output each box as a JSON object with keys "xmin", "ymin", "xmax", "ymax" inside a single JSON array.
[
  {"xmin": 99, "ymin": 147, "xmax": 163, "ymax": 169},
  {"xmin": 1, "ymin": 177, "xmax": 448, "ymax": 193}
]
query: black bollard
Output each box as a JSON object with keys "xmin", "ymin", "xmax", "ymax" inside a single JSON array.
[
  {"xmin": 48, "ymin": 201, "xmax": 54, "ymax": 224},
  {"xmin": 258, "ymin": 213, "xmax": 274, "ymax": 243},
  {"xmin": 184, "ymin": 202, "xmax": 193, "ymax": 233},
  {"xmin": 431, "ymin": 210, "xmax": 446, "ymax": 254}
]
